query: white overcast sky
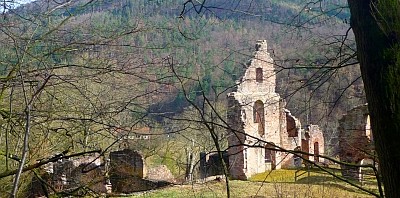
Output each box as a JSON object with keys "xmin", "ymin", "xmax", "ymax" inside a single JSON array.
[{"xmin": 17, "ymin": 0, "xmax": 34, "ymax": 3}]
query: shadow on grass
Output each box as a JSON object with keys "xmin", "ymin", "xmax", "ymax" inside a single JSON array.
[
  {"xmin": 250, "ymin": 169, "xmax": 379, "ymax": 197},
  {"xmin": 295, "ymin": 175, "xmax": 378, "ymax": 196},
  {"xmin": 296, "ymin": 175, "xmax": 339, "ymax": 184}
]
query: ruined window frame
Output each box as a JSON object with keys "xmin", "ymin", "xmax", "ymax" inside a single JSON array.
[
  {"xmin": 365, "ymin": 114, "xmax": 373, "ymax": 142},
  {"xmin": 253, "ymin": 100, "xmax": 264, "ymax": 123},
  {"xmin": 286, "ymin": 115, "xmax": 298, "ymax": 137},
  {"xmin": 253, "ymin": 100, "xmax": 265, "ymax": 136},
  {"xmin": 256, "ymin": 68, "xmax": 263, "ymax": 83}
]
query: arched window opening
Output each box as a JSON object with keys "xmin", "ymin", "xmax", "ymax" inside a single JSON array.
[
  {"xmin": 256, "ymin": 68, "xmax": 263, "ymax": 83},
  {"xmin": 365, "ymin": 115, "xmax": 372, "ymax": 142},
  {"xmin": 253, "ymin": 100, "xmax": 265, "ymax": 136},
  {"xmin": 253, "ymin": 101, "xmax": 264, "ymax": 123}
]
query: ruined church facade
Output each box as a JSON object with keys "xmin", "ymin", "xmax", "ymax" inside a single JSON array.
[{"xmin": 227, "ymin": 40, "xmax": 324, "ymax": 179}]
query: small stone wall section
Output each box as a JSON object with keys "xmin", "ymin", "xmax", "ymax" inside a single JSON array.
[
  {"xmin": 338, "ymin": 104, "xmax": 374, "ymax": 180},
  {"xmin": 28, "ymin": 153, "xmax": 107, "ymax": 197},
  {"xmin": 109, "ymin": 149, "xmax": 148, "ymax": 193},
  {"xmin": 147, "ymin": 165, "xmax": 175, "ymax": 183},
  {"xmin": 29, "ymin": 149, "xmax": 174, "ymax": 196}
]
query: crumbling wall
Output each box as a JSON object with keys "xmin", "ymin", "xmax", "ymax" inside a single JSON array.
[
  {"xmin": 227, "ymin": 40, "xmax": 282, "ymax": 179},
  {"xmin": 226, "ymin": 40, "xmax": 324, "ymax": 180},
  {"xmin": 338, "ymin": 104, "xmax": 374, "ymax": 180},
  {"xmin": 28, "ymin": 171, "xmax": 52, "ymax": 198},
  {"xmin": 307, "ymin": 125, "xmax": 325, "ymax": 163},
  {"xmin": 29, "ymin": 149, "xmax": 174, "ymax": 196},
  {"xmin": 147, "ymin": 165, "xmax": 175, "ymax": 183},
  {"xmin": 226, "ymin": 94, "xmax": 247, "ymax": 180},
  {"xmin": 28, "ymin": 153, "xmax": 107, "ymax": 197},
  {"xmin": 109, "ymin": 149, "xmax": 149, "ymax": 193},
  {"xmin": 236, "ymin": 40, "xmax": 276, "ymax": 94},
  {"xmin": 53, "ymin": 154, "xmax": 106, "ymax": 194},
  {"xmin": 280, "ymin": 109, "xmax": 302, "ymax": 168}
]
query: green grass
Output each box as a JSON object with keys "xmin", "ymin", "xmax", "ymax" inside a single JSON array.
[
  {"xmin": 126, "ymin": 169, "xmax": 379, "ymax": 198},
  {"xmin": 250, "ymin": 169, "xmax": 300, "ymax": 182},
  {"xmin": 128, "ymin": 180, "xmax": 374, "ymax": 198},
  {"xmin": 249, "ymin": 168, "xmax": 343, "ymax": 183}
]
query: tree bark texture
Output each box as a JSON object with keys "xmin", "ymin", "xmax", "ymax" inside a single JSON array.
[{"xmin": 348, "ymin": 0, "xmax": 400, "ymax": 197}]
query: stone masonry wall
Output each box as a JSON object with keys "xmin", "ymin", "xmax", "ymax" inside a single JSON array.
[
  {"xmin": 280, "ymin": 109, "xmax": 303, "ymax": 168},
  {"xmin": 338, "ymin": 104, "xmax": 374, "ymax": 180},
  {"xmin": 227, "ymin": 40, "xmax": 324, "ymax": 180},
  {"xmin": 307, "ymin": 125, "xmax": 325, "ymax": 163},
  {"xmin": 227, "ymin": 94, "xmax": 247, "ymax": 179},
  {"xmin": 147, "ymin": 165, "xmax": 175, "ymax": 182},
  {"xmin": 109, "ymin": 149, "xmax": 148, "ymax": 193},
  {"xmin": 227, "ymin": 40, "xmax": 283, "ymax": 179},
  {"xmin": 28, "ymin": 153, "xmax": 107, "ymax": 197}
]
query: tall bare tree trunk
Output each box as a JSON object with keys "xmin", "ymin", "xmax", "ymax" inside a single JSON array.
[
  {"xmin": 348, "ymin": 0, "xmax": 400, "ymax": 197},
  {"xmin": 11, "ymin": 104, "xmax": 31, "ymax": 198}
]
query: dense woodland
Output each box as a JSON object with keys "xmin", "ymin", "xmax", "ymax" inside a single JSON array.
[{"xmin": 0, "ymin": 0, "xmax": 369, "ymax": 196}]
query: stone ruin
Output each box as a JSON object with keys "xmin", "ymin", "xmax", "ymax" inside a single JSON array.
[
  {"xmin": 146, "ymin": 165, "xmax": 176, "ymax": 183},
  {"xmin": 108, "ymin": 149, "xmax": 174, "ymax": 193},
  {"xmin": 302, "ymin": 125, "xmax": 325, "ymax": 164},
  {"xmin": 199, "ymin": 151, "xmax": 229, "ymax": 180},
  {"xmin": 28, "ymin": 149, "xmax": 174, "ymax": 197},
  {"xmin": 226, "ymin": 40, "xmax": 325, "ymax": 180},
  {"xmin": 28, "ymin": 153, "xmax": 108, "ymax": 197},
  {"xmin": 338, "ymin": 104, "xmax": 375, "ymax": 180},
  {"xmin": 109, "ymin": 149, "xmax": 149, "ymax": 193}
]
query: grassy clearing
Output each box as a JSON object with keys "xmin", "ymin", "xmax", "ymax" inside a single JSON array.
[
  {"xmin": 127, "ymin": 169, "xmax": 378, "ymax": 198},
  {"xmin": 129, "ymin": 180, "xmax": 373, "ymax": 198},
  {"xmin": 249, "ymin": 168, "xmax": 344, "ymax": 183}
]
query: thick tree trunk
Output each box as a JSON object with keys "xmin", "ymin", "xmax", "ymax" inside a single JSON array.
[{"xmin": 347, "ymin": 0, "xmax": 400, "ymax": 197}]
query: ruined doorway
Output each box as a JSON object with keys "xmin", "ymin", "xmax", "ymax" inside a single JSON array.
[
  {"xmin": 265, "ymin": 145, "xmax": 276, "ymax": 170},
  {"xmin": 314, "ymin": 142, "xmax": 319, "ymax": 162},
  {"xmin": 253, "ymin": 100, "xmax": 265, "ymax": 136}
]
